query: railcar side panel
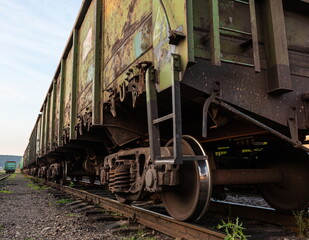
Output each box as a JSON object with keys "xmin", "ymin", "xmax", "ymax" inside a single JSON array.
[
  {"xmin": 284, "ymin": 9, "xmax": 309, "ymax": 79},
  {"xmin": 29, "ymin": 122, "xmax": 37, "ymax": 164},
  {"xmin": 54, "ymin": 75, "xmax": 61, "ymax": 147},
  {"xmin": 181, "ymin": 0, "xmax": 309, "ymax": 130},
  {"xmin": 152, "ymin": 0, "xmax": 190, "ymax": 91},
  {"xmin": 77, "ymin": 0, "xmax": 95, "ymax": 116},
  {"xmin": 36, "ymin": 115, "xmax": 42, "ymax": 157},
  {"xmin": 40, "ymin": 104, "xmax": 47, "ymax": 155},
  {"xmin": 102, "ymin": 0, "xmax": 152, "ymax": 90},
  {"xmin": 47, "ymin": 88, "xmax": 55, "ymax": 152},
  {"xmin": 64, "ymin": 48, "xmax": 73, "ymax": 130}
]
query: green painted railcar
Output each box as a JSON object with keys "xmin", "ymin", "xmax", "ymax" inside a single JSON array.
[
  {"xmin": 4, "ymin": 161, "xmax": 16, "ymax": 174},
  {"xmin": 24, "ymin": 0, "xmax": 309, "ymax": 221}
]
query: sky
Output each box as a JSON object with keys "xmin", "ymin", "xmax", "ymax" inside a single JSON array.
[{"xmin": 0, "ymin": 0, "xmax": 83, "ymax": 155}]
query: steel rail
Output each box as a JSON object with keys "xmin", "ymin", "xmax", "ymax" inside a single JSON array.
[
  {"xmin": 78, "ymin": 180, "xmax": 299, "ymax": 227},
  {"xmin": 74, "ymin": 180, "xmax": 301, "ymax": 228},
  {"xmin": 0, "ymin": 174, "xmax": 11, "ymax": 181},
  {"xmin": 45, "ymin": 180, "xmax": 225, "ymax": 240}
]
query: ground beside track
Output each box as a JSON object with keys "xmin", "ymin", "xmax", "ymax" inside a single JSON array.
[{"xmin": 0, "ymin": 174, "xmax": 171, "ymax": 240}]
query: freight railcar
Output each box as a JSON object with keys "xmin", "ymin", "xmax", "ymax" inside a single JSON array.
[
  {"xmin": 5, "ymin": 161, "xmax": 16, "ymax": 174},
  {"xmin": 23, "ymin": 0, "xmax": 309, "ymax": 221}
]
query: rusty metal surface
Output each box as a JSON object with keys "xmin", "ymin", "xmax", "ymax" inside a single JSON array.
[
  {"xmin": 45, "ymin": 180, "xmax": 225, "ymax": 240},
  {"xmin": 63, "ymin": 48, "xmax": 73, "ymax": 128},
  {"xmin": 194, "ymin": 0, "xmax": 266, "ymax": 68},
  {"xmin": 212, "ymin": 169, "xmax": 284, "ymax": 185},
  {"xmin": 54, "ymin": 75, "xmax": 61, "ymax": 147},
  {"xmin": 183, "ymin": 59, "xmax": 309, "ymax": 130},
  {"xmin": 152, "ymin": 0, "xmax": 189, "ymax": 91},
  {"xmin": 77, "ymin": 0, "xmax": 95, "ymax": 116},
  {"xmin": 102, "ymin": 0, "xmax": 152, "ymax": 98},
  {"xmin": 103, "ymin": 0, "xmax": 151, "ymax": 65}
]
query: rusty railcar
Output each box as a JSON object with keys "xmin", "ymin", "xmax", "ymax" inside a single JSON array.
[{"xmin": 23, "ymin": 0, "xmax": 309, "ymax": 221}]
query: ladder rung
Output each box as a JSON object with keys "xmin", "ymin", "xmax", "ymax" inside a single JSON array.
[
  {"xmin": 219, "ymin": 27, "xmax": 252, "ymax": 36},
  {"xmin": 155, "ymin": 155, "xmax": 207, "ymax": 164},
  {"xmin": 233, "ymin": 0, "xmax": 249, "ymax": 5},
  {"xmin": 221, "ymin": 59, "xmax": 254, "ymax": 67},
  {"xmin": 182, "ymin": 155, "xmax": 207, "ymax": 161},
  {"xmin": 153, "ymin": 113, "xmax": 174, "ymax": 125},
  {"xmin": 155, "ymin": 160, "xmax": 175, "ymax": 164}
]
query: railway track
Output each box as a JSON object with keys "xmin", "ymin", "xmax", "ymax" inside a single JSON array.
[
  {"xmin": 208, "ymin": 201, "xmax": 297, "ymax": 228},
  {"xmin": 31, "ymin": 178, "xmax": 224, "ymax": 240},
  {"xmin": 79, "ymin": 179, "xmax": 298, "ymax": 228},
  {"xmin": 0, "ymin": 173, "xmax": 11, "ymax": 181},
  {"xmin": 29, "ymin": 176, "xmax": 303, "ymax": 240}
]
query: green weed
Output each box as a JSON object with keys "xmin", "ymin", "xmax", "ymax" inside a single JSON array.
[
  {"xmin": 68, "ymin": 181, "xmax": 75, "ymax": 187},
  {"xmin": 294, "ymin": 211, "xmax": 309, "ymax": 239},
  {"xmin": 54, "ymin": 199, "xmax": 74, "ymax": 205},
  {"xmin": 0, "ymin": 190, "xmax": 13, "ymax": 194},
  {"xmin": 217, "ymin": 217, "xmax": 249, "ymax": 240},
  {"xmin": 66, "ymin": 213, "xmax": 78, "ymax": 217},
  {"xmin": 8, "ymin": 173, "xmax": 16, "ymax": 179},
  {"xmin": 110, "ymin": 211, "xmax": 122, "ymax": 216},
  {"xmin": 120, "ymin": 224, "xmax": 128, "ymax": 229},
  {"xmin": 27, "ymin": 183, "xmax": 48, "ymax": 190},
  {"xmin": 122, "ymin": 228, "xmax": 157, "ymax": 240}
]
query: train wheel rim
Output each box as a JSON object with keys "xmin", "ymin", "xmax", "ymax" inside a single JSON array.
[
  {"xmin": 59, "ymin": 161, "xmax": 67, "ymax": 185},
  {"xmin": 161, "ymin": 135, "xmax": 212, "ymax": 221}
]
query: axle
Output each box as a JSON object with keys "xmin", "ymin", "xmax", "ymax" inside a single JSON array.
[{"xmin": 212, "ymin": 168, "xmax": 284, "ymax": 185}]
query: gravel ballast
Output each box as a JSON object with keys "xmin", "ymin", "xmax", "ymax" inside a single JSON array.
[{"xmin": 0, "ymin": 173, "xmax": 170, "ymax": 240}]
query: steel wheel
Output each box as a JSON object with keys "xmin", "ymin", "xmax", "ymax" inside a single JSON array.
[
  {"xmin": 89, "ymin": 176, "xmax": 96, "ymax": 185},
  {"xmin": 259, "ymin": 148, "xmax": 309, "ymax": 212},
  {"xmin": 161, "ymin": 136, "xmax": 212, "ymax": 221},
  {"xmin": 59, "ymin": 161, "xmax": 67, "ymax": 185}
]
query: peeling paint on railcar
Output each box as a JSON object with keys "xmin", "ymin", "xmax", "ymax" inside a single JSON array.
[
  {"xmin": 54, "ymin": 75, "xmax": 61, "ymax": 146},
  {"xmin": 78, "ymin": 0, "xmax": 95, "ymax": 115},
  {"xmin": 152, "ymin": 0, "xmax": 189, "ymax": 91},
  {"xmin": 48, "ymin": 87, "xmax": 55, "ymax": 151},
  {"xmin": 64, "ymin": 48, "xmax": 73, "ymax": 128},
  {"xmin": 36, "ymin": 116, "xmax": 42, "ymax": 157},
  {"xmin": 103, "ymin": 49, "xmax": 153, "ymax": 103},
  {"xmin": 103, "ymin": 0, "xmax": 151, "ymax": 64},
  {"xmin": 102, "ymin": 0, "xmax": 152, "ymax": 97},
  {"xmin": 103, "ymin": 16, "xmax": 152, "ymax": 91}
]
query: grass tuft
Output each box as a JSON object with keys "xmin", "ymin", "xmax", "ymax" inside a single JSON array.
[
  {"xmin": 8, "ymin": 173, "xmax": 17, "ymax": 179},
  {"xmin": 217, "ymin": 217, "xmax": 250, "ymax": 240},
  {"xmin": 66, "ymin": 213, "xmax": 78, "ymax": 217},
  {"xmin": 122, "ymin": 228, "xmax": 157, "ymax": 240},
  {"xmin": 0, "ymin": 190, "xmax": 13, "ymax": 194},
  {"xmin": 54, "ymin": 199, "xmax": 74, "ymax": 205},
  {"xmin": 27, "ymin": 183, "xmax": 48, "ymax": 190},
  {"xmin": 294, "ymin": 210, "xmax": 309, "ymax": 239},
  {"xmin": 110, "ymin": 211, "xmax": 122, "ymax": 216},
  {"xmin": 68, "ymin": 181, "xmax": 75, "ymax": 187}
]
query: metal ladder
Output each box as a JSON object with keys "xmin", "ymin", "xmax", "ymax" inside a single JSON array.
[
  {"xmin": 146, "ymin": 55, "xmax": 207, "ymax": 164},
  {"xmin": 209, "ymin": 0, "xmax": 261, "ymax": 72},
  {"xmin": 146, "ymin": 54, "xmax": 184, "ymax": 165}
]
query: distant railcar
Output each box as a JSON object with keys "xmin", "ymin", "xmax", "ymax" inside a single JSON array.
[
  {"xmin": 23, "ymin": 0, "xmax": 309, "ymax": 221},
  {"xmin": 5, "ymin": 161, "xmax": 16, "ymax": 174}
]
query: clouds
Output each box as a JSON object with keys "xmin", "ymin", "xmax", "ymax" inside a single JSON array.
[{"xmin": 0, "ymin": 0, "xmax": 83, "ymax": 155}]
